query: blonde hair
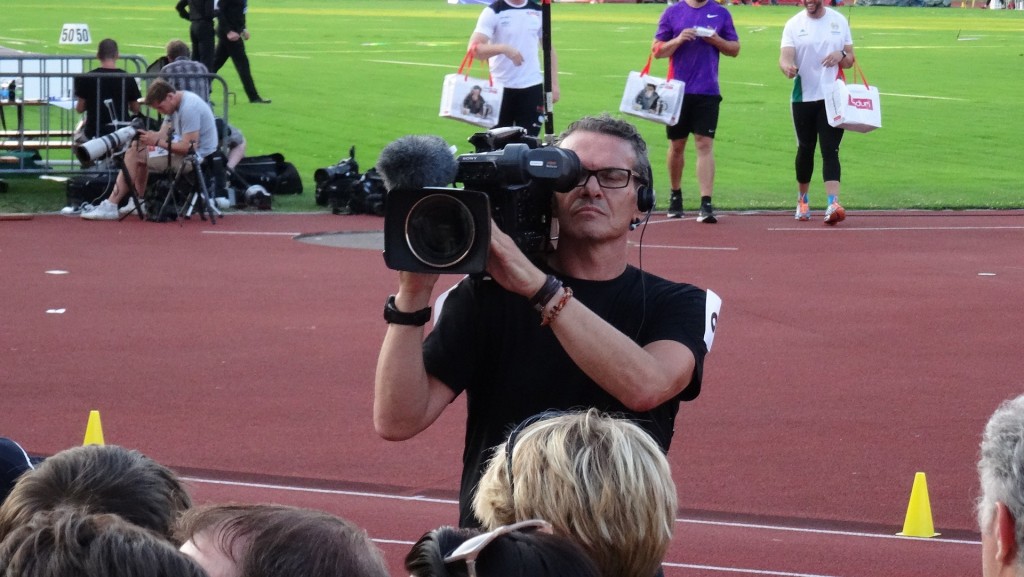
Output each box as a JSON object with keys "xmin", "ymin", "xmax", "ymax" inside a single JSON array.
[{"xmin": 472, "ymin": 409, "xmax": 677, "ymax": 577}]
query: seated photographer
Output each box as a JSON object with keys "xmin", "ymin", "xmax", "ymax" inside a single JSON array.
[
  {"xmin": 373, "ymin": 114, "xmax": 721, "ymax": 527},
  {"xmin": 83, "ymin": 79, "xmax": 218, "ymax": 221}
]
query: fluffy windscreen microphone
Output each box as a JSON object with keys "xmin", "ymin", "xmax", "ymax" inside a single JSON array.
[{"xmin": 375, "ymin": 135, "xmax": 458, "ymax": 191}]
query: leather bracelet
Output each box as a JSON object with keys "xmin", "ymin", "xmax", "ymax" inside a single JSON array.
[
  {"xmin": 528, "ymin": 275, "xmax": 563, "ymax": 312},
  {"xmin": 383, "ymin": 295, "xmax": 431, "ymax": 326},
  {"xmin": 541, "ymin": 287, "xmax": 573, "ymax": 327}
]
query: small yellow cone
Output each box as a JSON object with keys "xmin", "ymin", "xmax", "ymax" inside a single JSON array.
[
  {"xmin": 83, "ymin": 410, "xmax": 105, "ymax": 446},
  {"xmin": 897, "ymin": 472, "xmax": 939, "ymax": 537}
]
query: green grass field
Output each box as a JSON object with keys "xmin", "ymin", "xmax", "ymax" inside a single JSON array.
[{"xmin": 1, "ymin": 0, "xmax": 1022, "ymax": 213}]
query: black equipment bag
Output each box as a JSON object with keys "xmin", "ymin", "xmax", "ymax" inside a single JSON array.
[
  {"xmin": 232, "ymin": 153, "xmax": 303, "ymax": 195},
  {"xmin": 65, "ymin": 170, "xmax": 116, "ymax": 207}
]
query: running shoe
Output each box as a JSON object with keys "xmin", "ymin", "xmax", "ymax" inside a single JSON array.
[
  {"xmin": 794, "ymin": 201, "xmax": 810, "ymax": 221},
  {"xmin": 696, "ymin": 202, "xmax": 717, "ymax": 224},
  {"xmin": 824, "ymin": 202, "xmax": 846, "ymax": 226},
  {"xmin": 667, "ymin": 193, "xmax": 683, "ymax": 219}
]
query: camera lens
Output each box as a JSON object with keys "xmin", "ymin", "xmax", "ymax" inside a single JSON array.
[{"xmin": 405, "ymin": 193, "xmax": 476, "ymax": 269}]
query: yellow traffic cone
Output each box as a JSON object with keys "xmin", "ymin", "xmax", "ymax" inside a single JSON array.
[
  {"xmin": 897, "ymin": 472, "xmax": 939, "ymax": 537},
  {"xmin": 83, "ymin": 410, "xmax": 105, "ymax": 446}
]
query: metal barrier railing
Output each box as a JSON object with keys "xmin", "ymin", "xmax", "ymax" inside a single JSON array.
[{"xmin": 0, "ymin": 53, "xmax": 230, "ymax": 177}]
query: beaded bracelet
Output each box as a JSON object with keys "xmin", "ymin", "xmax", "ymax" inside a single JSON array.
[
  {"xmin": 528, "ymin": 275, "xmax": 563, "ymax": 312},
  {"xmin": 541, "ymin": 287, "xmax": 573, "ymax": 326}
]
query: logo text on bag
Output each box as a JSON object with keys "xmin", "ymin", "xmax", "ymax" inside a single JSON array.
[{"xmin": 848, "ymin": 95, "xmax": 874, "ymax": 110}]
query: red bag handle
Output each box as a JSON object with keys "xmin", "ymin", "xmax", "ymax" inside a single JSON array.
[
  {"xmin": 835, "ymin": 60, "xmax": 869, "ymax": 89},
  {"xmin": 458, "ymin": 43, "xmax": 496, "ymax": 87},
  {"xmin": 641, "ymin": 42, "xmax": 675, "ymax": 82}
]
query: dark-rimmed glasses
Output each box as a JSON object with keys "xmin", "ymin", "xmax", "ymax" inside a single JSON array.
[
  {"xmin": 443, "ymin": 519, "xmax": 553, "ymax": 577},
  {"xmin": 576, "ymin": 167, "xmax": 643, "ymax": 189}
]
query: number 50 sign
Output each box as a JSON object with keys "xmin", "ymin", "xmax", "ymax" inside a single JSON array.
[{"xmin": 59, "ymin": 24, "xmax": 91, "ymax": 45}]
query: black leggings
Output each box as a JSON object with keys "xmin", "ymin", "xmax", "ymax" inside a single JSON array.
[{"xmin": 792, "ymin": 100, "xmax": 844, "ymax": 184}]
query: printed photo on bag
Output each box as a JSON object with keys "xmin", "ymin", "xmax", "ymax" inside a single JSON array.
[
  {"xmin": 632, "ymin": 83, "xmax": 667, "ymax": 115},
  {"xmin": 619, "ymin": 71, "xmax": 685, "ymax": 126},
  {"xmin": 440, "ymin": 74, "xmax": 503, "ymax": 128}
]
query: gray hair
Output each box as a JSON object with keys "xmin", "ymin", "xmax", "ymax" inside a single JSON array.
[{"xmin": 978, "ymin": 393, "xmax": 1024, "ymax": 563}]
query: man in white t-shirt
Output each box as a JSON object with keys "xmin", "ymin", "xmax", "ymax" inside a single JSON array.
[
  {"xmin": 83, "ymin": 79, "xmax": 217, "ymax": 220},
  {"xmin": 468, "ymin": 0, "xmax": 558, "ymax": 136},
  {"xmin": 779, "ymin": 0, "xmax": 853, "ymax": 225}
]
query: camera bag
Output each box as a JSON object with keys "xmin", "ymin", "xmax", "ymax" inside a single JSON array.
[{"xmin": 232, "ymin": 153, "xmax": 303, "ymax": 195}]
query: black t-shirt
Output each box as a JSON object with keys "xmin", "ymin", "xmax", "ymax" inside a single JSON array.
[
  {"xmin": 73, "ymin": 68, "xmax": 141, "ymax": 139},
  {"xmin": 423, "ymin": 265, "xmax": 711, "ymax": 527}
]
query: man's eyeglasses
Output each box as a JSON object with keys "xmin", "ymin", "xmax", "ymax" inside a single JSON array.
[
  {"xmin": 443, "ymin": 519, "xmax": 553, "ymax": 577},
  {"xmin": 576, "ymin": 167, "xmax": 643, "ymax": 190}
]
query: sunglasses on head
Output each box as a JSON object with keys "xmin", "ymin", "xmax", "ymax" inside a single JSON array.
[{"xmin": 443, "ymin": 519, "xmax": 553, "ymax": 577}]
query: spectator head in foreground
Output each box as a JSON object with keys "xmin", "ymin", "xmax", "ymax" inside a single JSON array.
[
  {"xmin": 0, "ymin": 508, "xmax": 207, "ymax": 577},
  {"xmin": 978, "ymin": 394, "xmax": 1024, "ymax": 577},
  {"xmin": 0, "ymin": 444, "xmax": 191, "ymax": 544},
  {"xmin": 175, "ymin": 503, "xmax": 390, "ymax": 577},
  {"xmin": 473, "ymin": 409, "xmax": 677, "ymax": 577},
  {"xmin": 406, "ymin": 519, "xmax": 601, "ymax": 577}
]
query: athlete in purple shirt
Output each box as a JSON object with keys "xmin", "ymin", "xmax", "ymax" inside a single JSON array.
[{"xmin": 653, "ymin": 0, "xmax": 739, "ymax": 224}]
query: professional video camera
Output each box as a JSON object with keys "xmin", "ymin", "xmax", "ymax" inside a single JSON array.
[
  {"xmin": 313, "ymin": 146, "xmax": 360, "ymax": 213},
  {"xmin": 74, "ymin": 116, "xmax": 147, "ymax": 165},
  {"xmin": 382, "ymin": 127, "xmax": 580, "ymax": 275}
]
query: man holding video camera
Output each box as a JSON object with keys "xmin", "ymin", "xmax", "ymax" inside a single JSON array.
[
  {"xmin": 374, "ymin": 114, "xmax": 720, "ymax": 527},
  {"xmin": 83, "ymin": 79, "xmax": 217, "ymax": 220}
]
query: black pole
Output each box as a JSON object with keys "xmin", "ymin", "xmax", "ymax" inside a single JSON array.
[{"xmin": 541, "ymin": 0, "xmax": 554, "ymax": 143}]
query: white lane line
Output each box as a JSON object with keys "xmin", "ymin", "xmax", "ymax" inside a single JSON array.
[
  {"xmin": 201, "ymin": 231, "xmax": 300, "ymax": 236},
  {"xmin": 662, "ymin": 563, "xmax": 839, "ymax": 577},
  {"xmin": 183, "ymin": 476, "xmax": 457, "ymax": 504},
  {"xmin": 679, "ymin": 518, "xmax": 979, "ymax": 546},
  {"xmin": 769, "ymin": 226, "xmax": 1024, "ymax": 232},
  {"xmin": 182, "ymin": 476, "xmax": 977, "ymax": 544},
  {"xmin": 632, "ymin": 243, "xmax": 739, "ymax": 251},
  {"xmin": 366, "ymin": 59, "xmax": 452, "ymax": 68}
]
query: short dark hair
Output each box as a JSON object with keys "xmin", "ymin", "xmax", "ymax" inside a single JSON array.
[
  {"xmin": 406, "ymin": 524, "xmax": 601, "ymax": 577},
  {"xmin": 175, "ymin": 504, "xmax": 390, "ymax": 577},
  {"xmin": 0, "ymin": 508, "xmax": 207, "ymax": 577},
  {"xmin": 166, "ymin": 39, "xmax": 190, "ymax": 61},
  {"xmin": 0, "ymin": 444, "xmax": 192, "ymax": 544},
  {"xmin": 557, "ymin": 114, "xmax": 651, "ymax": 184},
  {"xmin": 97, "ymin": 38, "xmax": 118, "ymax": 61},
  {"xmin": 145, "ymin": 79, "xmax": 177, "ymax": 105}
]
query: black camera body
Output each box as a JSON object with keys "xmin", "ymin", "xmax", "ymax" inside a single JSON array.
[
  {"xmin": 383, "ymin": 128, "xmax": 580, "ymax": 275},
  {"xmin": 314, "ymin": 146, "xmax": 360, "ymax": 212}
]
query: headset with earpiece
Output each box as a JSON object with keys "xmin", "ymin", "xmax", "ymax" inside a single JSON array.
[{"xmin": 631, "ymin": 163, "xmax": 655, "ymax": 230}]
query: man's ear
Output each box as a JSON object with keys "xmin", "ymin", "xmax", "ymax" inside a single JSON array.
[{"xmin": 995, "ymin": 502, "xmax": 1018, "ymax": 566}]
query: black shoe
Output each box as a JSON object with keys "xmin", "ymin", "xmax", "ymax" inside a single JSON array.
[
  {"xmin": 250, "ymin": 98, "xmax": 272, "ymax": 104},
  {"xmin": 696, "ymin": 203, "xmax": 717, "ymax": 224},
  {"xmin": 667, "ymin": 193, "xmax": 683, "ymax": 218}
]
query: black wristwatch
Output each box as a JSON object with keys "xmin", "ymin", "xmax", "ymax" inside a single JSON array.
[
  {"xmin": 840, "ymin": 49, "xmax": 848, "ymax": 59},
  {"xmin": 383, "ymin": 295, "xmax": 431, "ymax": 326}
]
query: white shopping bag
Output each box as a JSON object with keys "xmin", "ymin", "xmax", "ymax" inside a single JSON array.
[
  {"xmin": 619, "ymin": 47, "xmax": 685, "ymax": 126},
  {"xmin": 439, "ymin": 48, "xmax": 503, "ymax": 129},
  {"xmin": 824, "ymin": 64, "xmax": 882, "ymax": 133}
]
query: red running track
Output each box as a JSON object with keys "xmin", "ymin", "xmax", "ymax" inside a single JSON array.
[{"xmin": 4, "ymin": 209, "xmax": 1022, "ymax": 576}]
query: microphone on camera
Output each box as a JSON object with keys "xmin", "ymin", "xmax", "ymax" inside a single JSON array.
[{"xmin": 375, "ymin": 135, "xmax": 458, "ymax": 191}]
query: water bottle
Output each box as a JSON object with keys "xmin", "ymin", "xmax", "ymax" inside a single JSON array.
[
  {"xmin": 7, "ymin": 80, "xmax": 15, "ymax": 102},
  {"xmin": 0, "ymin": 80, "xmax": 8, "ymax": 101}
]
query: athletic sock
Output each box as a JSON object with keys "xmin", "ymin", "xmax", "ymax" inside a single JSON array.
[
  {"xmin": 798, "ymin": 192, "xmax": 808, "ymax": 204},
  {"xmin": 671, "ymin": 188, "xmax": 682, "ymax": 197},
  {"xmin": 700, "ymin": 195, "xmax": 712, "ymax": 207},
  {"xmin": 827, "ymin": 194, "xmax": 838, "ymax": 206}
]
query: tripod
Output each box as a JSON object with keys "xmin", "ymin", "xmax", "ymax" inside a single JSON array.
[
  {"xmin": 110, "ymin": 142, "xmax": 146, "ymax": 222},
  {"xmin": 157, "ymin": 142, "xmax": 221, "ymax": 224}
]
